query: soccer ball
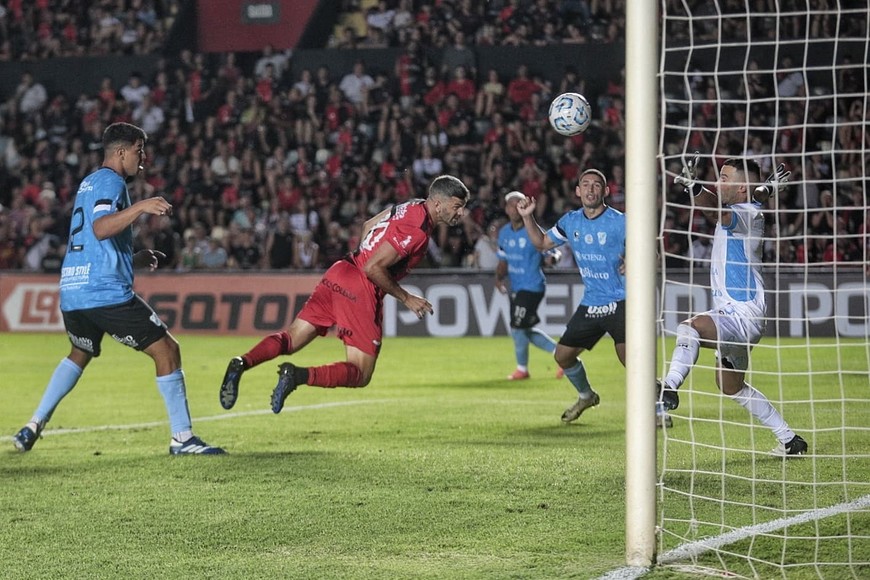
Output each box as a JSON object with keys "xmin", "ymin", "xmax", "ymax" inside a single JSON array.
[{"xmin": 548, "ymin": 92, "xmax": 592, "ymax": 136}]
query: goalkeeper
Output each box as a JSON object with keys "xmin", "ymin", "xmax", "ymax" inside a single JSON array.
[{"xmin": 658, "ymin": 153, "xmax": 808, "ymax": 456}]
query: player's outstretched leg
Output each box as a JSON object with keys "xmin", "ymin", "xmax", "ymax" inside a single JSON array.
[
  {"xmin": 219, "ymin": 356, "xmax": 246, "ymax": 410},
  {"xmin": 271, "ymin": 363, "xmax": 300, "ymax": 413},
  {"xmin": 13, "ymin": 357, "xmax": 84, "ymax": 451}
]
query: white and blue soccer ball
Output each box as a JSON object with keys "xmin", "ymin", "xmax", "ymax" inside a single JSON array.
[{"xmin": 548, "ymin": 92, "xmax": 592, "ymax": 136}]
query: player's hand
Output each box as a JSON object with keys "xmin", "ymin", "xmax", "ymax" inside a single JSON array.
[
  {"xmin": 134, "ymin": 249, "xmax": 166, "ymax": 271},
  {"xmin": 544, "ymin": 248, "xmax": 562, "ymax": 267},
  {"xmin": 403, "ymin": 293, "xmax": 433, "ymax": 319},
  {"xmin": 140, "ymin": 197, "xmax": 173, "ymax": 217},
  {"xmin": 516, "ymin": 195, "xmax": 535, "ymax": 217},
  {"xmin": 495, "ymin": 279, "xmax": 507, "ymax": 294},
  {"xmin": 755, "ymin": 163, "xmax": 791, "ymax": 199},
  {"xmin": 674, "ymin": 151, "xmax": 704, "ymax": 196}
]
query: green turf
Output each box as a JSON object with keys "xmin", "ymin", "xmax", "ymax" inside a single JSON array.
[{"xmin": 1, "ymin": 333, "xmax": 867, "ymax": 579}]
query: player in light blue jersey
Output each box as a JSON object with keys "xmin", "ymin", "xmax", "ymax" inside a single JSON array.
[
  {"xmin": 12, "ymin": 122, "xmax": 224, "ymax": 456},
  {"xmin": 496, "ymin": 191, "xmax": 562, "ymax": 381},
  {"xmin": 518, "ymin": 169, "xmax": 627, "ymax": 423},
  {"xmin": 661, "ymin": 154, "xmax": 807, "ymax": 456}
]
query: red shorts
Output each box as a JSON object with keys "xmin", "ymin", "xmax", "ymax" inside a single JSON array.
[{"xmin": 297, "ymin": 259, "xmax": 383, "ymax": 357}]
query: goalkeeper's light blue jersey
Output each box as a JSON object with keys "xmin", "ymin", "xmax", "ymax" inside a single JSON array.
[
  {"xmin": 711, "ymin": 202, "xmax": 766, "ymax": 314},
  {"xmin": 497, "ymin": 222, "xmax": 546, "ymax": 293},
  {"xmin": 546, "ymin": 205, "xmax": 626, "ymax": 307},
  {"xmin": 59, "ymin": 167, "xmax": 135, "ymax": 312}
]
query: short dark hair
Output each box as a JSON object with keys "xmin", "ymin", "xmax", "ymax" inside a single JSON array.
[
  {"xmin": 579, "ymin": 168, "xmax": 607, "ymax": 189},
  {"xmin": 102, "ymin": 122, "xmax": 147, "ymax": 151},
  {"xmin": 723, "ymin": 158, "xmax": 762, "ymax": 184},
  {"xmin": 428, "ymin": 175, "xmax": 469, "ymax": 201}
]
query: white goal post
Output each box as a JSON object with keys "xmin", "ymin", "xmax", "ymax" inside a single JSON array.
[
  {"xmin": 625, "ymin": 0, "xmax": 870, "ymax": 576},
  {"xmin": 624, "ymin": 0, "xmax": 659, "ymax": 568}
]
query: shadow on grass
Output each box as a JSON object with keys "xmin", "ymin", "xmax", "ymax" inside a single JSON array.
[
  {"xmin": 412, "ymin": 379, "xmax": 563, "ymax": 390},
  {"xmin": 0, "ymin": 460, "xmax": 74, "ymax": 477},
  {"xmin": 0, "ymin": 448, "xmax": 331, "ymax": 476},
  {"xmin": 218, "ymin": 450, "xmax": 327, "ymax": 460},
  {"xmin": 454, "ymin": 424, "xmax": 624, "ymax": 447}
]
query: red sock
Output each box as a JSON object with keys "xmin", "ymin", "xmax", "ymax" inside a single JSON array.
[
  {"xmin": 242, "ymin": 331, "xmax": 292, "ymax": 368},
  {"xmin": 307, "ymin": 362, "xmax": 365, "ymax": 388}
]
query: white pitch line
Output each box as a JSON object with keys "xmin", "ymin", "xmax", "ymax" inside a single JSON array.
[
  {"xmin": 3, "ymin": 397, "xmax": 563, "ymax": 442},
  {"xmin": 597, "ymin": 494, "xmax": 870, "ymax": 580},
  {"xmin": 3, "ymin": 399, "xmax": 392, "ymax": 440}
]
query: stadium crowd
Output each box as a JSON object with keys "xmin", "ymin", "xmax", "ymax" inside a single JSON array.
[{"xmin": 0, "ymin": 0, "xmax": 866, "ymax": 273}]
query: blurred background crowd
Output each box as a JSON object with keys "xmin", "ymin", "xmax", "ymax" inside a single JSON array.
[{"xmin": 0, "ymin": 0, "xmax": 866, "ymax": 273}]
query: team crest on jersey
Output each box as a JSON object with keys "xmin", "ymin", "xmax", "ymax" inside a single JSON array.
[
  {"xmin": 598, "ymin": 232, "xmax": 607, "ymax": 245},
  {"xmin": 398, "ymin": 235, "xmax": 412, "ymax": 248},
  {"xmin": 518, "ymin": 238, "xmax": 526, "ymax": 248},
  {"xmin": 585, "ymin": 234, "xmax": 593, "ymax": 244}
]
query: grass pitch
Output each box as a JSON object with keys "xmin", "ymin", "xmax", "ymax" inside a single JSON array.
[{"xmin": 1, "ymin": 333, "xmax": 867, "ymax": 579}]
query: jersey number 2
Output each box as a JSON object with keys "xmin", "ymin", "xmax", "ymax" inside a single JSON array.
[{"xmin": 69, "ymin": 207, "xmax": 85, "ymax": 252}]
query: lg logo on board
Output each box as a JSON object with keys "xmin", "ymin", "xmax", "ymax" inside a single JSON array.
[{"xmin": 2, "ymin": 284, "xmax": 63, "ymax": 331}]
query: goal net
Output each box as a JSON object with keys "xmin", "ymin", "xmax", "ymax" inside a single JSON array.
[{"xmin": 656, "ymin": 1, "xmax": 869, "ymax": 577}]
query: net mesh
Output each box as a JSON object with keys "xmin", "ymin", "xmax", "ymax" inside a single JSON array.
[{"xmin": 657, "ymin": 1, "xmax": 870, "ymax": 577}]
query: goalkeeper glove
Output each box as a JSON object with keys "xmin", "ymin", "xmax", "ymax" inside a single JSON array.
[
  {"xmin": 674, "ymin": 151, "xmax": 704, "ymax": 196},
  {"xmin": 755, "ymin": 163, "xmax": 791, "ymax": 199}
]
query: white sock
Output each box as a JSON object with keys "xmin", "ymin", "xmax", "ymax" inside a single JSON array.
[
  {"xmin": 173, "ymin": 431, "xmax": 194, "ymax": 443},
  {"xmin": 664, "ymin": 324, "xmax": 700, "ymax": 390},
  {"xmin": 729, "ymin": 384, "xmax": 795, "ymax": 443}
]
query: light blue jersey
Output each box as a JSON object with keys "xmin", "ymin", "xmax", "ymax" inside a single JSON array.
[
  {"xmin": 711, "ymin": 201, "xmax": 765, "ymax": 313},
  {"xmin": 59, "ymin": 167, "xmax": 135, "ymax": 311},
  {"xmin": 498, "ymin": 222, "xmax": 546, "ymax": 293},
  {"xmin": 547, "ymin": 206, "xmax": 626, "ymax": 306}
]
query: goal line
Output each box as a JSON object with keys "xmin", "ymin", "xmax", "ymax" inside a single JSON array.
[{"xmin": 599, "ymin": 494, "xmax": 870, "ymax": 580}]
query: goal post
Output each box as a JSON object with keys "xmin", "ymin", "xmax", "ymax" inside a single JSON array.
[{"xmin": 624, "ymin": 0, "xmax": 660, "ymax": 567}]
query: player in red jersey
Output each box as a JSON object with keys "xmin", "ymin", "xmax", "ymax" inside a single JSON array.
[{"xmin": 218, "ymin": 174, "xmax": 470, "ymax": 413}]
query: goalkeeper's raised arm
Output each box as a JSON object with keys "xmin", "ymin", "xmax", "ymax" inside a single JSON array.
[
  {"xmin": 675, "ymin": 153, "xmax": 789, "ymax": 225},
  {"xmin": 674, "ymin": 151, "xmax": 720, "ymax": 222}
]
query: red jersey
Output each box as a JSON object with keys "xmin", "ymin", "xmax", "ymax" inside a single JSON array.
[
  {"xmin": 350, "ymin": 199, "xmax": 432, "ymax": 284},
  {"xmin": 446, "ymin": 79, "xmax": 476, "ymax": 103},
  {"xmin": 298, "ymin": 199, "xmax": 432, "ymax": 357}
]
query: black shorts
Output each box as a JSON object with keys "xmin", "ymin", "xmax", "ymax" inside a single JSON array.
[
  {"xmin": 559, "ymin": 300, "xmax": 626, "ymax": 350},
  {"xmin": 62, "ymin": 295, "xmax": 168, "ymax": 357},
  {"xmin": 509, "ymin": 290, "xmax": 545, "ymax": 329}
]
